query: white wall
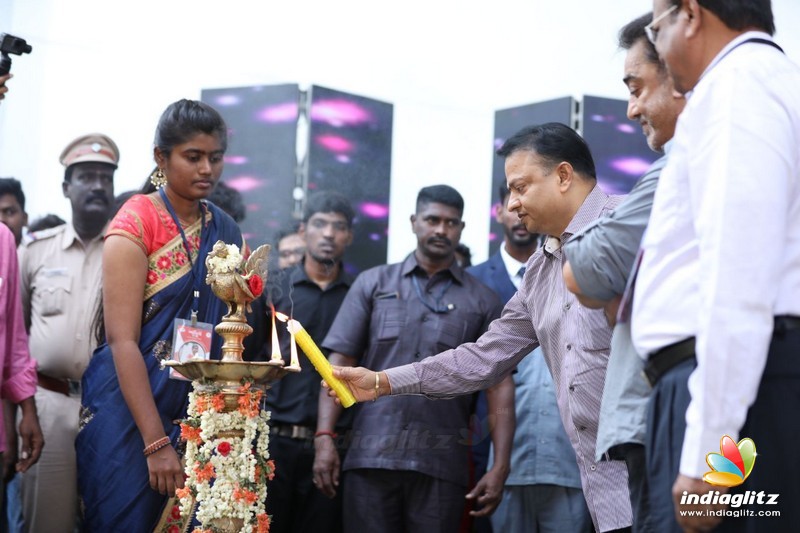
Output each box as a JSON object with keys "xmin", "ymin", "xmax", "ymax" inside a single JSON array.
[{"xmin": 2, "ymin": 0, "xmax": 799, "ymax": 263}]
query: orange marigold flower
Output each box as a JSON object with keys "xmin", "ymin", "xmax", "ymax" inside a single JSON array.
[
  {"xmin": 237, "ymin": 391, "xmax": 262, "ymax": 418},
  {"xmin": 194, "ymin": 395, "xmax": 208, "ymax": 413},
  {"xmin": 251, "ymin": 391, "xmax": 263, "ymax": 411},
  {"xmin": 237, "ymin": 395, "xmax": 251, "ymax": 411},
  {"xmin": 232, "ymin": 486, "xmax": 258, "ymax": 505},
  {"xmin": 266, "ymin": 460, "xmax": 276, "ymax": 481},
  {"xmin": 238, "ymin": 403, "xmax": 259, "ymax": 418},
  {"xmin": 175, "ymin": 486, "xmax": 192, "ymax": 500},
  {"xmin": 194, "ymin": 462, "xmax": 215, "ymax": 483},
  {"xmin": 256, "ymin": 513, "xmax": 271, "ymax": 533},
  {"xmin": 210, "ymin": 394, "xmax": 226, "ymax": 412},
  {"xmin": 180, "ymin": 423, "xmax": 202, "ymax": 443}
]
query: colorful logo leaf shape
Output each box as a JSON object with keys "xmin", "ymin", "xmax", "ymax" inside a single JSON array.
[{"xmin": 703, "ymin": 435, "xmax": 757, "ymax": 487}]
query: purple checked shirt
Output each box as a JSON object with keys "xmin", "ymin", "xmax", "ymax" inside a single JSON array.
[{"xmin": 385, "ymin": 186, "xmax": 633, "ymax": 532}]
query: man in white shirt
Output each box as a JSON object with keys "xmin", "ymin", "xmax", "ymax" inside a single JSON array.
[{"xmin": 633, "ymin": 1, "xmax": 800, "ymax": 531}]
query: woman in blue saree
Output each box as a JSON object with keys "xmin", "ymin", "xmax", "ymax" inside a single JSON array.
[{"xmin": 76, "ymin": 99, "xmax": 243, "ymax": 532}]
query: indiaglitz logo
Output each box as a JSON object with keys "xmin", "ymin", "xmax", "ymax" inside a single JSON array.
[{"xmin": 703, "ymin": 435, "xmax": 756, "ymax": 487}]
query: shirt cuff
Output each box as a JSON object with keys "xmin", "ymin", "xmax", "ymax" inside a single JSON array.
[
  {"xmin": 1, "ymin": 357, "xmax": 38, "ymax": 405},
  {"xmin": 680, "ymin": 423, "xmax": 737, "ymax": 479},
  {"xmin": 384, "ymin": 364, "xmax": 421, "ymax": 395}
]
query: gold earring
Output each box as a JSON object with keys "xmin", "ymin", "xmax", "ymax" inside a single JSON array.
[{"xmin": 150, "ymin": 168, "xmax": 167, "ymax": 189}]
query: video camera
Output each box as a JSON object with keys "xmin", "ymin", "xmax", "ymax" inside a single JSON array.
[{"xmin": 0, "ymin": 33, "xmax": 33, "ymax": 76}]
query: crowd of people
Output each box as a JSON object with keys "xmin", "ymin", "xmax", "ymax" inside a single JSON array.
[
  {"xmin": 327, "ymin": 3, "xmax": 799, "ymax": 533},
  {"xmin": 0, "ymin": 1, "xmax": 798, "ymax": 532}
]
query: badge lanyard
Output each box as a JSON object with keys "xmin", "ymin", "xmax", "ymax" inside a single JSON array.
[
  {"xmin": 699, "ymin": 37, "xmax": 784, "ymax": 87},
  {"xmin": 412, "ymin": 274, "xmax": 454, "ymax": 314},
  {"xmin": 159, "ymin": 188, "xmax": 206, "ymax": 324},
  {"xmin": 159, "ymin": 189, "xmax": 216, "ymax": 376}
]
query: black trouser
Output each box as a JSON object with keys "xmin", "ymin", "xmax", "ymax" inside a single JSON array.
[
  {"xmin": 344, "ymin": 468, "xmax": 466, "ymax": 533},
  {"xmin": 645, "ymin": 358, "xmax": 694, "ymax": 533},
  {"xmin": 646, "ymin": 327, "xmax": 800, "ymax": 533},
  {"xmin": 716, "ymin": 327, "xmax": 800, "ymax": 533},
  {"xmin": 621, "ymin": 444, "xmax": 657, "ymax": 533},
  {"xmin": 265, "ymin": 434, "xmax": 346, "ymax": 533}
]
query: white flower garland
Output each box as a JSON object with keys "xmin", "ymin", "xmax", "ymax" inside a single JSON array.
[
  {"xmin": 178, "ymin": 380, "xmax": 274, "ymax": 533},
  {"xmin": 207, "ymin": 244, "xmax": 244, "ymax": 274}
]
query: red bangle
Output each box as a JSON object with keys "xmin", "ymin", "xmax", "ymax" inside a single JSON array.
[
  {"xmin": 314, "ymin": 430, "xmax": 337, "ymax": 439},
  {"xmin": 143, "ymin": 436, "xmax": 171, "ymax": 457}
]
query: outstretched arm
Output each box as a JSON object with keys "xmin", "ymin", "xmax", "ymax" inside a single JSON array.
[
  {"xmin": 326, "ymin": 366, "xmax": 391, "ymax": 404},
  {"xmin": 328, "ymin": 293, "xmax": 535, "ymax": 402}
]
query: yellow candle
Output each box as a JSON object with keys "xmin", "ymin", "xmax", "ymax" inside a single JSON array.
[
  {"xmin": 285, "ymin": 319, "xmax": 356, "ymax": 408},
  {"xmin": 269, "ymin": 306, "xmax": 283, "ymax": 363}
]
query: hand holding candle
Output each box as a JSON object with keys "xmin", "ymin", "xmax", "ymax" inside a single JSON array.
[{"xmin": 282, "ymin": 317, "xmax": 356, "ymax": 408}]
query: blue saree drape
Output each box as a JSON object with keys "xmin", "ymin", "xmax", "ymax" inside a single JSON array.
[{"xmin": 76, "ymin": 201, "xmax": 242, "ymax": 532}]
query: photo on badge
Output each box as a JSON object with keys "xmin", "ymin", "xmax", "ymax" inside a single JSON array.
[{"xmin": 170, "ymin": 318, "xmax": 213, "ymax": 380}]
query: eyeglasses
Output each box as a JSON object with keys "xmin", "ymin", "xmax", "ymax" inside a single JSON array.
[{"xmin": 645, "ymin": 4, "xmax": 678, "ymax": 44}]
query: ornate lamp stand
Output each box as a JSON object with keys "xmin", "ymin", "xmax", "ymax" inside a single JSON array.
[{"xmin": 164, "ymin": 242, "xmax": 298, "ymax": 533}]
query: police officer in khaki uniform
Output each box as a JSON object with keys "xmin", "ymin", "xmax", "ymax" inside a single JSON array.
[{"xmin": 18, "ymin": 134, "xmax": 118, "ymax": 532}]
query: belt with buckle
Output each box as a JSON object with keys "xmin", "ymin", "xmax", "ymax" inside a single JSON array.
[
  {"xmin": 644, "ymin": 337, "xmax": 696, "ymax": 387},
  {"xmin": 644, "ymin": 316, "xmax": 800, "ymax": 387},
  {"xmin": 37, "ymin": 372, "xmax": 81, "ymax": 396},
  {"xmin": 269, "ymin": 423, "xmax": 315, "ymax": 440},
  {"xmin": 774, "ymin": 315, "xmax": 800, "ymax": 335}
]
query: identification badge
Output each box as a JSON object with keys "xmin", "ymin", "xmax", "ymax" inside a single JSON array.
[{"xmin": 170, "ymin": 318, "xmax": 213, "ymax": 380}]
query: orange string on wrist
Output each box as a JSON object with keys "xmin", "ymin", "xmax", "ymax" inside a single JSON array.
[{"xmin": 143, "ymin": 436, "xmax": 171, "ymax": 457}]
